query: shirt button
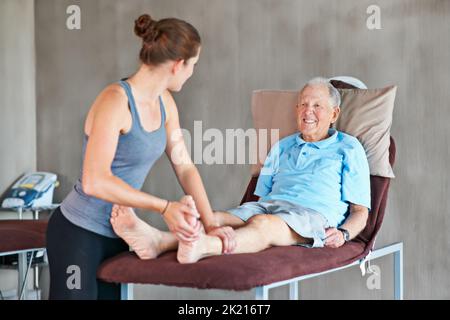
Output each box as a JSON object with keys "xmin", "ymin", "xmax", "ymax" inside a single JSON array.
[{"xmin": 302, "ymin": 152, "xmax": 306, "ymax": 155}]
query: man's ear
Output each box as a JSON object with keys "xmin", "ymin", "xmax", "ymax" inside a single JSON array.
[
  {"xmin": 171, "ymin": 59, "xmax": 185, "ymax": 74},
  {"xmin": 331, "ymin": 106, "xmax": 340, "ymax": 124}
]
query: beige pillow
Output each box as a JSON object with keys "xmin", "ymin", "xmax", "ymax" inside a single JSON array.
[
  {"xmin": 250, "ymin": 90, "xmax": 298, "ymax": 177},
  {"xmin": 335, "ymin": 86, "xmax": 397, "ymax": 178}
]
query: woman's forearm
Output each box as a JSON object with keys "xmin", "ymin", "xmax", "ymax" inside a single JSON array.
[
  {"xmin": 177, "ymin": 166, "xmax": 217, "ymax": 229},
  {"xmin": 83, "ymin": 174, "xmax": 167, "ymax": 213}
]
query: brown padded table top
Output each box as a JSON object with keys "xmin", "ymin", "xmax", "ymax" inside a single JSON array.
[
  {"xmin": 0, "ymin": 220, "xmax": 48, "ymax": 253},
  {"xmin": 97, "ymin": 240, "xmax": 367, "ymax": 291}
]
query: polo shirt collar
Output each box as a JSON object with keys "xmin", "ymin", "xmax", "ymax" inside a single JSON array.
[{"xmin": 295, "ymin": 129, "xmax": 338, "ymax": 149}]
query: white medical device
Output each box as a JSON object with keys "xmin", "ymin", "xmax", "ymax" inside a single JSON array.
[{"xmin": 1, "ymin": 172, "xmax": 59, "ymax": 209}]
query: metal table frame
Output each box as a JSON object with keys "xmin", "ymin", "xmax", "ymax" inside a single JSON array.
[{"xmin": 0, "ymin": 204, "xmax": 58, "ymax": 300}]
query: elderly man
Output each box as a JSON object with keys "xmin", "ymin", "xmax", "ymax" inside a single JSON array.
[{"xmin": 110, "ymin": 77, "xmax": 371, "ymax": 264}]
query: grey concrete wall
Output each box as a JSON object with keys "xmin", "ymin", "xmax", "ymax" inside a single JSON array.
[
  {"xmin": 34, "ymin": 0, "xmax": 450, "ymax": 299},
  {"xmin": 0, "ymin": 0, "xmax": 36, "ymax": 195},
  {"xmin": 0, "ymin": 0, "xmax": 37, "ymax": 298}
]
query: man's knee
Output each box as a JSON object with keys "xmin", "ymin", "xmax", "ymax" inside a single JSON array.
[
  {"xmin": 247, "ymin": 214, "xmax": 300, "ymax": 246},
  {"xmin": 247, "ymin": 214, "xmax": 279, "ymax": 230}
]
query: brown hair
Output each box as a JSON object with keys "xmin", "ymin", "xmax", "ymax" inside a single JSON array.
[{"xmin": 134, "ymin": 14, "xmax": 201, "ymax": 66}]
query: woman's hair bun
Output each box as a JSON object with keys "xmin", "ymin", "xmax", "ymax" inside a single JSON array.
[
  {"xmin": 134, "ymin": 14, "xmax": 158, "ymax": 42},
  {"xmin": 134, "ymin": 14, "xmax": 201, "ymax": 66}
]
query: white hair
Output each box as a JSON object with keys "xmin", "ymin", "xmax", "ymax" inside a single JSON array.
[{"xmin": 300, "ymin": 77, "xmax": 341, "ymax": 108}]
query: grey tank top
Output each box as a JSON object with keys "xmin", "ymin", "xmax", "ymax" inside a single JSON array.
[{"xmin": 60, "ymin": 79, "xmax": 167, "ymax": 238}]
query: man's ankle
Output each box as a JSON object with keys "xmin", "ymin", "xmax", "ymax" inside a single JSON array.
[{"xmin": 205, "ymin": 235, "xmax": 223, "ymax": 255}]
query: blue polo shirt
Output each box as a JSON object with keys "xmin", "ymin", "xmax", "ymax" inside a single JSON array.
[{"xmin": 255, "ymin": 129, "xmax": 371, "ymax": 227}]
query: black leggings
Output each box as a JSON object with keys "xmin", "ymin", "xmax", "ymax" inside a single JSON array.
[{"xmin": 46, "ymin": 207, "xmax": 128, "ymax": 300}]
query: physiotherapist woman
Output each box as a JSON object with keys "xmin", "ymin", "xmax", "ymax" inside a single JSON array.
[{"xmin": 46, "ymin": 14, "xmax": 227, "ymax": 300}]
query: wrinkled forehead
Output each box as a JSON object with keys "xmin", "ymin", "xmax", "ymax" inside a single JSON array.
[{"xmin": 298, "ymin": 84, "xmax": 330, "ymax": 102}]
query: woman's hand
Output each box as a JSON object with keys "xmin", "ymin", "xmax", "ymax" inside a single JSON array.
[
  {"xmin": 162, "ymin": 199, "xmax": 202, "ymax": 242},
  {"xmin": 207, "ymin": 226, "xmax": 237, "ymax": 254}
]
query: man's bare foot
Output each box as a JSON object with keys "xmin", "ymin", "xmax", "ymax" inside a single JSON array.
[
  {"xmin": 180, "ymin": 195, "xmax": 200, "ymax": 228},
  {"xmin": 177, "ymin": 234, "xmax": 207, "ymax": 264},
  {"xmin": 177, "ymin": 195, "xmax": 217, "ymax": 263},
  {"xmin": 110, "ymin": 205, "xmax": 165, "ymax": 260}
]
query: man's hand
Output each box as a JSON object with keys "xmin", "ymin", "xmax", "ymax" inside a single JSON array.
[
  {"xmin": 207, "ymin": 226, "xmax": 237, "ymax": 254},
  {"xmin": 324, "ymin": 204, "xmax": 368, "ymax": 248},
  {"xmin": 324, "ymin": 228, "xmax": 346, "ymax": 248}
]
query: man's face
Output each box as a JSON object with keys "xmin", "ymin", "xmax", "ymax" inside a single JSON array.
[{"xmin": 296, "ymin": 85, "xmax": 340, "ymax": 142}]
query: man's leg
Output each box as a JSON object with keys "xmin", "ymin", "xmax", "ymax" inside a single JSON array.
[
  {"xmin": 213, "ymin": 211, "xmax": 246, "ymax": 228},
  {"xmin": 110, "ymin": 202, "xmax": 246, "ymax": 260},
  {"xmin": 110, "ymin": 199, "xmax": 272, "ymax": 260},
  {"xmin": 213, "ymin": 201, "xmax": 272, "ymax": 229},
  {"xmin": 177, "ymin": 214, "xmax": 312, "ymax": 264}
]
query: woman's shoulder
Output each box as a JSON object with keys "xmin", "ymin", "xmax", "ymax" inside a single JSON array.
[
  {"xmin": 84, "ymin": 83, "xmax": 131, "ymax": 136},
  {"xmin": 92, "ymin": 83, "xmax": 129, "ymax": 112},
  {"xmin": 85, "ymin": 83, "xmax": 130, "ymax": 130},
  {"xmin": 101, "ymin": 83, "xmax": 128, "ymax": 101}
]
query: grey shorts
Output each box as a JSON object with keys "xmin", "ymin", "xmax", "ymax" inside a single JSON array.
[{"xmin": 227, "ymin": 200, "xmax": 329, "ymax": 248}]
